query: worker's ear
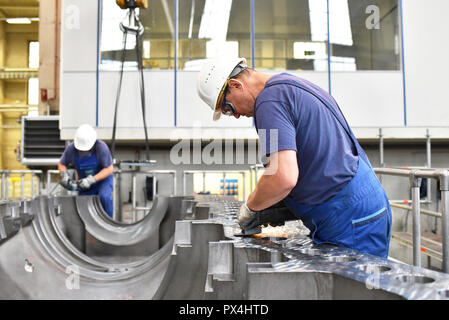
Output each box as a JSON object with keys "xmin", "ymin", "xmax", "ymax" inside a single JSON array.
[{"xmin": 228, "ymin": 79, "xmax": 243, "ymax": 90}]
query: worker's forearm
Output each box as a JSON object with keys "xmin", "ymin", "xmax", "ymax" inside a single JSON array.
[
  {"xmin": 58, "ymin": 162, "xmax": 67, "ymax": 172},
  {"xmin": 246, "ymin": 174, "xmax": 293, "ymax": 211},
  {"xmin": 93, "ymin": 165, "xmax": 113, "ymax": 182}
]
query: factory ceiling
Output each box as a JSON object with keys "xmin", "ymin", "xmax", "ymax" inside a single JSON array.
[{"xmin": 0, "ymin": 0, "xmax": 39, "ymax": 19}]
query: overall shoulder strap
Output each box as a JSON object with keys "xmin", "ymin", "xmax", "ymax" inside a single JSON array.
[
  {"xmin": 265, "ymin": 80, "xmax": 352, "ymax": 137},
  {"xmin": 75, "ymin": 141, "xmax": 98, "ymax": 158},
  {"xmin": 266, "ymin": 79, "xmax": 372, "ymax": 166}
]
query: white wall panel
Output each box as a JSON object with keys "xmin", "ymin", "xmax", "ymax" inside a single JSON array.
[
  {"xmin": 60, "ymin": 0, "xmax": 99, "ymax": 132},
  {"xmin": 177, "ymin": 72, "xmax": 253, "ymax": 128},
  {"xmin": 61, "ymin": 0, "xmax": 99, "ymax": 72},
  {"xmin": 331, "ymin": 71, "xmax": 404, "ymax": 127},
  {"xmin": 98, "ymin": 71, "xmax": 174, "ymax": 128},
  {"xmin": 402, "ymin": 0, "xmax": 449, "ymax": 127},
  {"xmin": 275, "ymin": 71, "xmax": 330, "ymax": 94},
  {"xmin": 60, "ymin": 72, "xmax": 97, "ymax": 128},
  {"xmin": 246, "ymin": 70, "xmax": 404, "ymax": 128},
  {"xmin": 59, "ymin": 0, "xmax": 449, "ymax": 140}
]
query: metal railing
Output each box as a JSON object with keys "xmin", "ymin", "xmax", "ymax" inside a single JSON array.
[
  {"xmin": 42, "ymin": 168, "xmax": 178, "ymax": 222},
  {"xmin": 374, "ymin": 167, "xmax": 449, "ymax": 273},
  {"xmin": 378, "ymin": 128, "xmax": 433, "ymax": 204},
  {"xmin": 113, "ymin": 169, "xmax": 177, "ymax": 222},
  {"xmin": 46, "ymin": 170, "xmax": 62, "ymax": 195},
  {"xmin": 390, "ymin": 202, "xmax": 442, "ymax": 219},
  {"xmin": 249, "ymin": 164, "xmax": 265, "ymax": 192},
  {"xmin": 0, "ymin": 170, "xmax": 43, "ymax": 201}
]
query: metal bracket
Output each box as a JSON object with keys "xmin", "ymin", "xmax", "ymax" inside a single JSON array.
[
  {"xmin": 439, "ymin": 169, "xmax": 449, "ymax": 191},
  {"xmin": 409, "ymin": 171, "xmax": 422, "ymax": 188},
  {"xmin": 52, "ymin": 197, "xmax": 63, "ymax": 216}
]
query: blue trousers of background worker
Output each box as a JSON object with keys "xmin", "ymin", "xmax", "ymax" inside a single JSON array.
[{"xmin": 74, "ymin": 153, "xmax": 114, "ymax": 218}]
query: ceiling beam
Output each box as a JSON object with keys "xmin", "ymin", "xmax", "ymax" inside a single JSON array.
[
  {"xmin": 0, "ymin": 0, "xmax": 38, "ymax": 7},
  {"xmin": 0, "ymin": 6, "xmax": 38, "ymax": 10}
]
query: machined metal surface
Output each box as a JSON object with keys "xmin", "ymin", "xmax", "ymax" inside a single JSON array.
[{"xmin": 0, "ymin": 194, "xmax": 449, "ymax": 300}]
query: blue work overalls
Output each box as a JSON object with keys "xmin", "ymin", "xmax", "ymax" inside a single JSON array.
[
  {"xmin": 271, "ymin": 80, "xmax": 392, "ymax": 258},
  {"xmin": 74, "ymin": 146, "xmax": 114, "ymax": 218}
]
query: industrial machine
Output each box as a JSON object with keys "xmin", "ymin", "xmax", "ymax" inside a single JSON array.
[
  {"xmin": 6, "ymin": 0, "xmax": 448, "ymax": 301},
  {"xmin": 116, "ymin": 0, "xmax": 148, "ymax": 10},
  {"xmin": 1, "ymin": 194, "xmax": 449, "ymax": 300},
  {"xmin": 19, "ymin": 115, "xmax": 66, "ymax": 168}
]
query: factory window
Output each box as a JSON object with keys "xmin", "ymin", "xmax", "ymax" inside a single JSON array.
[
  {"xmin": 329, "ymin": 0, "xmax": 400, "ymax": 71},
  {"xmin": 178, "ymin": 0, "xmax": 251, "ymax": 70},
  {"xmin": 254, "ymin": 0, "xmax": 319, "ymax": 70},
  {"xmin": 100, "ymin": 0, "xmax": 175, "ymax": 70},
  {"xmin": 28, "ymin": 41, "xmax": 39, "ymax": 69},
  {"xmin": 254, "ymin": 0, "xmax": 399, "ymax": 71},
  {"xmin": 28, "ymin": 41, "xmax": 39, "ymax": 110},
  {"xmin": 325, "ymin": 0, "xmax": 354, "ymax": 46},
  {"xmin": 28, "ymin": 78, "xmax": 39, "ymax": 106},
  {"xmin": 99, "ymin": 0, "xmax": 399, "ymax": 71}
]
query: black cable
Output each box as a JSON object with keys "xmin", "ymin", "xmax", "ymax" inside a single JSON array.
[
  {"xmin": 111, "ymin": 29, "xmax": 128, "ymax": 160},
  {"xmin": 111, "ymin": 8, "xmax": 151, "ymax": 162},
  {"xmin": 135, "ymin": 31, "xmax": 150, "ymax": 161}
]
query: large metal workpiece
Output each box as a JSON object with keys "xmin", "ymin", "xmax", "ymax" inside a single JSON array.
[{"xmin": 1, "ymin": 195, "xmax": 449, "ymax": 300}]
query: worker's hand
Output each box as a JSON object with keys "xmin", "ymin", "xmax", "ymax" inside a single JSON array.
[
  {"xmin": 68, "ymin": 180, "xmax": 79, "ymax": 191},
  {"xmin": 78, "ymin": 175, "xmax": 96, "ymax": 190},
  {"xmin": 60, "ymin": 171, "xmax": 71, "ymax": 190},
  {"xmin": 237, "ymin": 203, "xmax": 257, "ymax": 227},
  {"xmin": 60, "ymin": 173, "xmax": 79, "ymax": 191},
  {"xmin": 60, "ymin": 171, "xmax": 69, "ymax": 183}
]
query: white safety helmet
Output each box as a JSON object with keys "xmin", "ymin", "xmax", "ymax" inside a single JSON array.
[
  {"xmin": 74, "ymin": 124, "xmax": 97, "ymax": 151},
  {"xmin": 197, "ymin": 57, "xmax": 248, "ymax": 121}
]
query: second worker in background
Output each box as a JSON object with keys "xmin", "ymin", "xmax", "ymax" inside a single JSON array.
[{"xmin": 58, "ymin": 124, "xmax": 114, "ymax": 218}]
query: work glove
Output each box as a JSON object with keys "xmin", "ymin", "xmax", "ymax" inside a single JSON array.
[
  {"xmin": 68, "ymin": 180, "xmax": 79, "ymax": 191},
  {"xmin": 78, "ymin": 175, "xmax": 96, "ymax": 190},
  {"xmin": 60, "ymin": 171, "xmax": 71, "ymax": 189},
  {"xmin": 60, "ymin": 172, "xmax": 79, "ymax": 191},
  {"xmin": 237, "ymin": 203, "xmax": 257, "ymax": 227},
  {"xmin": 238, "ymin": 201, "xmax": 298, "ymax": 232},
  {"xmin": 61, "ymin": 171, "xmax": 72, "ymax": 190}
]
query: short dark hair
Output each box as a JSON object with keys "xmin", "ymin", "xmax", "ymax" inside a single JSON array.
[{"xmin": 231, "ymin": 67, "xmax": 254, "ymax": 80}]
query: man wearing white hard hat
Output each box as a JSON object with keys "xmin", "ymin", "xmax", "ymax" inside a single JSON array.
[
  {"xmin": 197, "ymin": 57, "xmax": 392, "ymax": 258},
  {"xmin": 58, "ymin": 124, "xmax": 114, "ymax": 218}
]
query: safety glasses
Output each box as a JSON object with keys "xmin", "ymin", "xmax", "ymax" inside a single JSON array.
[
  {"xmin": 221, "ymin": 101, "xmax": 236, "ymax": 117},
  {"xmin": 220, "ymin": 86, "xmax": 236, "ymax": 116},
  {"xmin": 215, "ymin": 63, "xmax": 248, "ymax": 117}
]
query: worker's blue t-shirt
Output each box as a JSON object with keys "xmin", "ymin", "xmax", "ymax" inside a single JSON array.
[
  {"xmin": 254, "ymin": 73, "xmax": 359, "ymax": 205},
  {"xmin": 60, "ymin": 140, "xmax": 113, "ymax": 169}
]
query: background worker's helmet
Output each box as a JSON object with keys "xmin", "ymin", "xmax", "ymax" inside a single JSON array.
[
  {"xmin": 74, "ymin": 124, "xmax": 97, "ymax": 151},
  {"xmin": 197, "ymin": 57, "xmax": 247, "ymax": 121}
]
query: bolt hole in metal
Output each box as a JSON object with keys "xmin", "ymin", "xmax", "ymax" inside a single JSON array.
[
  {"xmin": 394, "ymin": 274, "xmax": 435, "ymax": 285},
  {"xmin": 438, "ymin": 289, "xmax": 449, "ymax": 298},
  {"xmin": 324, "ymin": 256, "xmax": 357, "ymax": 263},
  {"xmin": 356, "ymin": 264, "xmax": 392, "ymax": 273},
  {"xmin": 24, "ymin": 259, "xmax": 34, "ymax": 273}
]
